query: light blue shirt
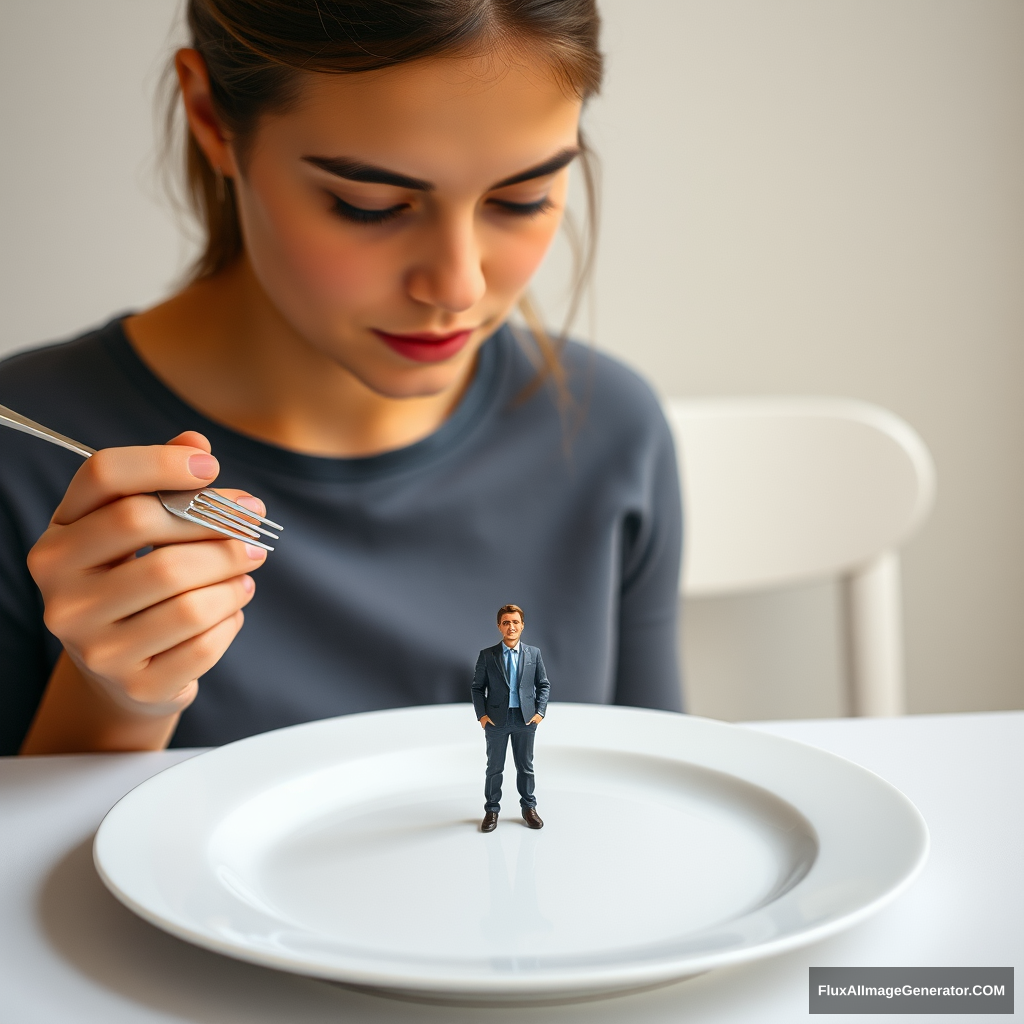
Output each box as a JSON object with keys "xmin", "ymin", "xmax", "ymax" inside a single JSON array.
[{"xmin": 504, "ymin": 642, "xmax": 521, "ymax": 708}]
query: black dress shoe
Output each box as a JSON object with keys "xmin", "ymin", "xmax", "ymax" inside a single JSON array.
[
  {"xmin": 522, "ymin": 807, "xmax": 544, "ymax": 829},
  {"xmin": 480, "ymin": 811, "xmax": 498, "ymax": 832}
]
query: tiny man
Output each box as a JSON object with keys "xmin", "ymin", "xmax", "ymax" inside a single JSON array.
[{"xmin": 471, "ymin": 604, "xmax": 550, "ymax": 833}]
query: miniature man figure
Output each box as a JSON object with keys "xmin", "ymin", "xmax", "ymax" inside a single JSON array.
[{"xmin": 471, "ymin": 604, "xmax": 550, "ymax": 833}]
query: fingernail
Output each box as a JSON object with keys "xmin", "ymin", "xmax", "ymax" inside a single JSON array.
[
  {"xmin": 241, "ymin": 574, "xmax": 255, "ymax": 593},
  {"xmin": 188, "ymin": 453, "xmax": 218, "ymax": 479},
  {"xmin": 235, "ymin": 494, "xmax": 267, "ymax": 516},
  {"xmin": 244, "ymin": 545, "xmax": 265, "ymax": 560}
]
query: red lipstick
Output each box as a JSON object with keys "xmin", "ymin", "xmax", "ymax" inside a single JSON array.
[{"xmin": 372, "ymin": 328, "xmax": 474, "ymax": 364}]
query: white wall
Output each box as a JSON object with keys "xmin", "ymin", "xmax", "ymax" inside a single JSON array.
[
  {"xmin": 1, "ymin": 1, "xmax": 1021, "ymax": 718},
  {"xmin": 0, "ymin": 2, "xmax": 189, "ymax": 348},
  {"xmin": 543, "ymin": 0, "xmax": 1024, "ymax": 718}
]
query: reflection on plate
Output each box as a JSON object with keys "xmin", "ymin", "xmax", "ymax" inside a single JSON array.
[{"xmin": 94, "ymin": 704, "xmax": 928, "ymax": 1004}]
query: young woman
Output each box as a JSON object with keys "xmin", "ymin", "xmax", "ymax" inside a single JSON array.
[{"xmin": 0, "ymin": 0, "xmax": 682, "ymax": 756}]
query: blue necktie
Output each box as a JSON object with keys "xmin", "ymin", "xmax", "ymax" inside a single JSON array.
[{"xmin": 506, "ymin": 647, "xmax": 519, "ymax": 708}]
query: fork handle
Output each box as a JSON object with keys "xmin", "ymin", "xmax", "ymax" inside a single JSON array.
[{"xmin": 0, "ymin": 403, "xmax": 97, "ymax": 458}]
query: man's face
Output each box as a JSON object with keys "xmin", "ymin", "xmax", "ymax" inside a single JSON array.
[{"xmin": 499, "ymin": 613, "xmax": 523, "ymax": 647}]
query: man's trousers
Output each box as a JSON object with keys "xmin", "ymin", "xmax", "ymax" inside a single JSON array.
[{"xmin": 483, "ymin": 707, "xmax": 537, "ymax": 813}]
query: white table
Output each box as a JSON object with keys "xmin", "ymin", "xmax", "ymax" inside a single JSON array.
[{"xmin": 1, "ymin": 712, "xmax": 1020, "ymax": 1023}]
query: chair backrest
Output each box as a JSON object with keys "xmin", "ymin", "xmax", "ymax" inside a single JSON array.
[
  {"xmin": 663, "ymin": 397, "xmax": 936, "ymax": 716},
  {"xmin": 663, "ymin": 397, "xmax": 936, "ymax": 597}
]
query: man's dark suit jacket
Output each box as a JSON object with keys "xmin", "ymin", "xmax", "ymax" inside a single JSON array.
[{"xmin": 471, "ymin": 642, "xmax": 550, "ymax": 726}]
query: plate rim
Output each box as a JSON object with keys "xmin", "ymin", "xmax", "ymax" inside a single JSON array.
[{"xmin": 93, "ymin": 703, "xmax": 930, "ymax": 998}]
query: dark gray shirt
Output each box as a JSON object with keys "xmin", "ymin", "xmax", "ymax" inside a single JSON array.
[{"xmin": 0, "ymin": 317, "xmax": 683, "ymax": 753}]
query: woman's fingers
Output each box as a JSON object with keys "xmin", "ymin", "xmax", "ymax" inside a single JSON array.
[
  {"xmin": 63, "ymin": 577, "xmax": 254, "ymax": 706},
  {"xmin": 40, "ymin": 487, "xmax": 269, "ymax": 575},
  {"xmin": 139, "ymin": 611, "xmax": 246, "ymax": 701},
  {"xmin": 52, "ymin": 440, "xmax": 220, "ymax": 525},
  {"xmin": 166, "ymin": 431, "xmax": 213, "ymax": 453},
  {"xmin": 54, "ymin": 537, "xmax": 264, "ymax": 627},
  {"xmin": 41, "ymin": 494, "xmax": 215, "ymax": 572},
  {"xmin": 119, "ymin": 575, "xmax": 256, "ymax": 669},
  {"xmin": 84, "ymin": 610, "xmax": 243, "ymax": 714},
  {"xmin": 212, "ymin": 489, "xmax": 267, "ymax": 519},
  {"xmin": 27, "ymin": 432, "xmax": 273, "ymax": 719},
  {"xmin": 120, "ymin": 537, "xmax": 265, "ymax": 622}
]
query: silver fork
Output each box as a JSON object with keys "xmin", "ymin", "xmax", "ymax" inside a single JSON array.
[{"xmin": 0, "ymin": 403, "xmax": 282, "ymax": 552}]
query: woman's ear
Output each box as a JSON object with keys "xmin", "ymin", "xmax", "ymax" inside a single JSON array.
[{"xmin": 175, "ymin": 48, "xmax": 240, "ymax": 178}]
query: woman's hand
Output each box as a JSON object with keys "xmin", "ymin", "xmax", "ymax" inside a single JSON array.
[{"xmin": 21, "ymin": 431, "xmax": 267, "ymax": 753}]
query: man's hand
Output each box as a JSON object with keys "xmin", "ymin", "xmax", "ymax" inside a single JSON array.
[
  {"xmin": 479, "ymin": 715, "xmax": 494, "ymax": 728},
  {"xmin": 529, "ymin": 714, "xmax": 543, "ymax": 725}
]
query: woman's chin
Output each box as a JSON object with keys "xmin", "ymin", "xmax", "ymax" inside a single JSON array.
[{"xmin": 341, "ymin": 357, "xmax": 476, "ymax": 402}]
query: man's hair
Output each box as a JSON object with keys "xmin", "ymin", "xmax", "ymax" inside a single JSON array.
[{"xmin": 497, "ymin": 604, "xmax": 525, "ymax": 625}]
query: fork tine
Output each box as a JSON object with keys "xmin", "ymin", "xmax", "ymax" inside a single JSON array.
[
  {"xmin": 192, "ymin": 499, "xmax": 273, "ymax": 530},
  {"xmin": 199, "ymin": 489, "xmax": 284, "ymax": 531},
  {"xmin": 192, "ymin": 496, "xmax": 280, "ymax": 539},
  {"xmin": 190, "ymin": 504, "xmax": 262, "ymax": 539},
  {"xmin": 0, "ymin": 405, "xmax": 289, "ymax": 549},
  {"xmin": 180, "ymin": 509, "xmax": 275, "ymax": 551}
]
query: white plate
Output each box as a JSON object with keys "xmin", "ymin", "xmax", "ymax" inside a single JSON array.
[{"xmin": 94, "ymin": 704, "xmax": 928, "ymax": 1004}]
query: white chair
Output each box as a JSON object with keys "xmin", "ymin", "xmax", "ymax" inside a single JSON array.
[{"xmin": 663, "ymin": 397, "xmax": 936, "ymax": 716}]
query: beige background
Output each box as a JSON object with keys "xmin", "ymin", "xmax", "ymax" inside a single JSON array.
[{"xmin": 1, "ymin": 1, "xmax": 1021, "ymax": 719}]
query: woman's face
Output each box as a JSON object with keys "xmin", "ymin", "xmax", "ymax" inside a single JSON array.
[{"xmin": 212, "ymin": 50, "xmax": 583, "ymax": 399}]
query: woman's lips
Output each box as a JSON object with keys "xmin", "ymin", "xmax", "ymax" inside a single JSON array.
[{"xmin": 372, "ymin": 328, "xmax": 474, "ymax": 364}]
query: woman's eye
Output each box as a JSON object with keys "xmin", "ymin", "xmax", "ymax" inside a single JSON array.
[
  {"xmin": 330, "ymin": 195, "xmax": 408, "ymax": 225},
  {"xmin": 488, "ymin": 196, "xmax": 554, "ymax": 218}
]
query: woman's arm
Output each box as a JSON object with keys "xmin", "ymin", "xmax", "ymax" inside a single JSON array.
[
  {"xmin": 20, "ymin": 650, "xmax": 181, "ymax": 753},
  {"xmin": 18, "ymin": 432, "xmax": 267, "ymax": 754}
]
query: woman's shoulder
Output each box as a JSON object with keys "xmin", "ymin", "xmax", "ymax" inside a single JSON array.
[
  {"xmin": 558, "ymin": 339, "xmax": 672, "ymax": 445},
  {"xmin": 0, "ymin": 321, "xmax": 139, "ymax": 553},
  {"xmin": 499, "ymin": 328, "xmax": 668, "ymax": 438},
  {"xmin": 566, "ymin": 340, "xmax": 662, "ymax": 405},
  {"xmin": 0, "ymin": 318, "xmax": 126, "ymax": 411},
  {"xmin": 0, "ymin": 316, "xmax": 178, "ymax": 449}
]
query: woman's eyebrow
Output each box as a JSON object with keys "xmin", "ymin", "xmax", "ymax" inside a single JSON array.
[
  {"xmin": 302, "ymin": 157, "xmax": 434, "ymax": 191},
  {"xmin": 302, "ymin": 146, "xmax": 580, "ymax": 193},
  {"xmin": 489, "ymin": 147, "xmax": 580, "ymax": 189}
]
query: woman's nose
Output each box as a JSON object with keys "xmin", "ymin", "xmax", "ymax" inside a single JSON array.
[{"xmin": 405, "ymin": 212, "xmax": 486, "ymax": 313}]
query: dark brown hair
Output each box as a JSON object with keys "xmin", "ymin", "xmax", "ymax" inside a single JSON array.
[
  {"xmin": 167, "ymin": 1, "xmax": 603, "ymax": 401},
  {"xmin": 496, "ymin": 604, "xmax": 525, "ymax": 625}
]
